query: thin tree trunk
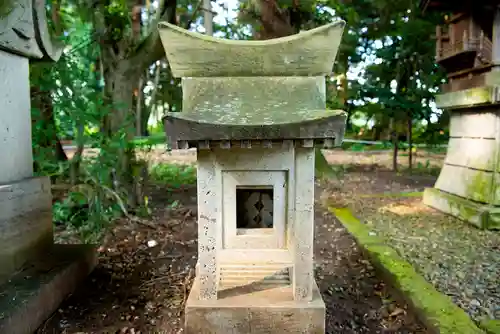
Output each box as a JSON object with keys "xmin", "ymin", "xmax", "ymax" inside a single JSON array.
[
  {"xmin": 150, "ymin": 62, "xmax": 162, "ymax": 124},
  {"xmin": 390, "ymin": 118, "xmax": 398, "ymax": 172},
  {"xmin": 203, "ymin": 0, "xmax": 213, "ymax": 36},
  {"xmin": 407, "ymin": 115, "xmax": 412, "ymax": 171},
  {"xmin": 69, "ymin": 124, "xmax": 84, "ymax": 185},
  {"xmin": 135, "ymin": 76, "xmax": 144, "ymax": 137}
]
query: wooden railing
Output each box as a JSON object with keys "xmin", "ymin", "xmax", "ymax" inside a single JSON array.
[{"xmin": 436, "ymin": 30, "xmax": 493, "ymax": 63}]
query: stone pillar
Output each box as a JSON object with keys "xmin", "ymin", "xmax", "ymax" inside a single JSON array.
[
  {"xmin": 292, "ymin": 147, "xmax": 315, "ymax": 301},
  {"xmin": 196, "ymin": 150, "xmax": 219, "ymax": 300},
  {"xmin": 423, "ymin": 87, "xmax": 500, "ymax": 230},
  {"xmin": 423, "ymin": 8, "xmax": 500, "ymax": 231},
  {"xmin": 0, "ymin": 2, "xmax": 96, "ymax": 333},
  {"xmin": 0, "ymin": 51, "xmax": 33, "ymax": 183}
]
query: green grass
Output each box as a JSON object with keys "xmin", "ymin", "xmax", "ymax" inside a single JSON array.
[
  {"xmin": 149, "ymin": 163, "xmax": 196, "ymax": 188},
  {"xmin": 131, "ymin": 133, "xmax": 166, "ymax": 148}
]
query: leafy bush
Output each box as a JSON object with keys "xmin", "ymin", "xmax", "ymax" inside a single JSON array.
[{"xmin": 149, "ymin": 163, "xmax": 197, "ymax": 188}]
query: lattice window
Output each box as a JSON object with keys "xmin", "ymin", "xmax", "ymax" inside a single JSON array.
[{"xmin": 236, "ymin": 187, "xmax": 274, "ymax": 229}]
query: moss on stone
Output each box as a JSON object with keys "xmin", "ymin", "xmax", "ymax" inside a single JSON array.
[
  {"xmin": 0, "ymin": 0, "xmax": 14, "ymax": 18},
  {"xmin": 480, "ymin": 319, "xmax": 500, "ymax": 334},
  {"xmin": 435, "ymin": 87, "xmax": 494, "ymax": 109},
  {"xmin": 158, "ymin": 20, "xmax": 346, "ymax": 77},
  {"xmin": 329, "ymin": 207, "xmax": 485, "ymax": 334},
  {"xmin": 174, "ymin": 77, "xmax": 344, "ymax": 125},
  {"xmin": 467, "ymin": 172, "xmax": 492, "ymax": 204}
]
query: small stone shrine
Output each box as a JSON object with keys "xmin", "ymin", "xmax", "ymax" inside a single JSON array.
[
  {"xmin": 0, "ymin": 1, "xmax": 96, "ymax": 333},
  {"xmin": 158, "ymin": 21, "xmax": 346, "ymax": 333}
]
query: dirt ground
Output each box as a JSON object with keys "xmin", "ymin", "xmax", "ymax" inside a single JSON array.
[{"xmin": 37, "ymin": 150, "xmax": 434, "ymax": 334}]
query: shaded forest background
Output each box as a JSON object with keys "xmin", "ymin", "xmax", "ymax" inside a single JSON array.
[{"xmin": 32, "ymin": 0, "xmax": 448, "ymax": 241}]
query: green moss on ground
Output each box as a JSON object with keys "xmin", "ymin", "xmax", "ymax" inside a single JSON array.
[
  {"xmin": 359, "ymin": 191, "xmax": 424, "ymax": 198},
  {"xmin": 330, "ymin": 207, "xmax": 485, "ymax": 334},
  {"xmin": 481, "ymin": 319, "xmax": 500, "ymax": 334}
]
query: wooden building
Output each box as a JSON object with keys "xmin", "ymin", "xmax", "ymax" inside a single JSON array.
[{"xmin": 420, "ymin": 0, "xmax": 499, "ymax": 92}]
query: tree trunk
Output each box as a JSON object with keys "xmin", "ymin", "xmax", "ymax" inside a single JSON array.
[
  {"xmin": 390, "ymin": 118, "xmax": 398, "ymax": 172},
  {"xmin": 140, "ymin": 68, "xmax": 154, "ymax": 136},
  {"xmin": 135, "ymin": 76, "xmax": 144, "ymax": 137},
  {"xmin": 149, "ymin": 62, "xmax": 162, "ymax": 125},
  {"xmin": 407, "ymin": 115, "xmax": 413, "ymax": 171},
  {"xmin": 69, "ymin": 124, "xmax": 84, "ymax": 185},
  {"xmin": 103, "ymin": 64, "xmax": 141, "ymax": 208}
]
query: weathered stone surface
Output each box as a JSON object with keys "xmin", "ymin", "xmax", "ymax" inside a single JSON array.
[
  {"xmin": 485, "ymin": 71, "xmax": 500, "ymax": 86},
  {"xmin": 435, "ymin": 164, "xmax": 493, "ymax": 203},
  {"xmin": 424, "ymin": 103, "xmax": 500, "ymax": 230},
  {"xmin": 445, "ymin": 137, "xmax": 496, "ymax": 171},
  {"xmin": 180, "ymin": 77, "xmax": 327, "ymax": 125},
  {"xmin": 435, "ymin": 86, "xmax": 500, "ymax": 109},
  {"xmin": 0, "ymin": 0, "xmax": 42, "ymax": 58},
  {"xmin": 0, "ymin": 177, "xmax": 53, "ymax": 280},
  {"xmin": 158, "ymin": 21, "xmax": 345, "ymax": 77},
  {"xmin": 423, "ymin": 187, "xmax": 500, "ymax": 230},
  {"xmin": 0, "ymin": 50, "xmax": 33, "ymax": 183},
  {"xmin": 195, "ymin": 146, "xmax": 319, "ymax": 301},
  {"xmin": 0, "ymin": 244, "xmax": 97, "ymax": 334},
  {"xmin": 449, "ymin": 111, "xmax": 498, "ymax": 138},
  {"xmin": 181, "ymin": 139, "xmax": 338, "ymax": 150},
  {"xmin": 184, "ymin": 277, "xmax": 325, "ymax": 334},
  {"xmin": 196, "ymin": 150, "xmax": 219, "ymax": 300},
  {"xmin": 164, "ymin": 114, "xmax": 346, "ymax": 149},
  {"xmin": 0, "ymin": 0, "xmax": 62, "ymax": 60},
  {"xmin": 292, "ymin": 148, "xmax": 315, "ymax": 301}
]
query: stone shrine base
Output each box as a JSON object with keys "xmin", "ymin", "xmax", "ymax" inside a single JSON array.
[
  {"xmin": 185, "ymin": 277, "xmax": 326, "ymax": 334},
  {"xmin": 0, "ymin": 244, "xmax": 96, "ymax": 334},
  {"xmin": 423, "ymin": 188, "xmax": 500, "ymax": 230}
]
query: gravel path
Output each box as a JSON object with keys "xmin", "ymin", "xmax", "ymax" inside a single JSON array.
[{"xmin": 327, "ymin": 169, "xmax": 500, "ymax": 323}]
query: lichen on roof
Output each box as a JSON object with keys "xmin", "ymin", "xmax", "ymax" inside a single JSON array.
[{"xmin": 168, "ymin": 76, "xmax": 345, "ymax": 126}]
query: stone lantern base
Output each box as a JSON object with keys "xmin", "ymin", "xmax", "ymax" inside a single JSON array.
[
  {"xmin": 0, "ymin": 244, "xmax": 96, "ymax": 334},
  {"xmin": 423, "ymin": 86, "xmax": 500, "ymax": 230},
  {"xmin": 423, "ymin": 188, "xmax": 500, "ymax": 230},
  {"xmin": 185, "ymin": 277, "xmax": 326, "ymax": 334},
  {"xmin": 0, "ymin": 177, "xmax": 96, "ymax": 334}
]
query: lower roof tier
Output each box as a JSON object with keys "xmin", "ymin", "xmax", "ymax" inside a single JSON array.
[{"xmin": 164, "ymin": 111, "xmax": 346, "ymax": 149}]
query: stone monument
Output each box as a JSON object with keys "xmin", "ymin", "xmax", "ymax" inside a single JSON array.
[
  {"xmin": 158, "ymin": 21, "xmax": 346, "ymax": 333},
  {"xmin": 0, "ymin": 1, "xmax": 96, "ymax": 333},
  {"xmin": 420, "ymin": 0, "xmax": 500, "ymax": 230}
]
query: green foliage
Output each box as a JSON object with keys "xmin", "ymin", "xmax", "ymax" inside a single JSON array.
[
  {"xmin": 149, "ymin": 163, "xmax": 197, "ymax": 188},
  {"xmin": 30, "ymin": 9, "xmax": 138, "ymax": 242}
]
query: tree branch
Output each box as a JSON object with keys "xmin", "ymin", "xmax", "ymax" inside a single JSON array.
[{"xmin": 127, "ymin": 0, "xmax": 177, "ymax": 73}]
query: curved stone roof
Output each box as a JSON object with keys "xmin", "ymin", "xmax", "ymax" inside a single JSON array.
[{"xmin": 158, "ymin": 20, "xmax": 345, "ymax": 77}]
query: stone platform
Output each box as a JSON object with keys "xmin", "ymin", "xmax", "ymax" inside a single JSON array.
[
  {"xmin": 185, "ymin": 277, "xmax": 325, "ymax": 333},
  {"xmin": 0, "ymin": 244, "xmax": 97, "ymax": 334},
  {"xmin": 423, "ymin": 187, "xmax": 500, "ymax": 230}
]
